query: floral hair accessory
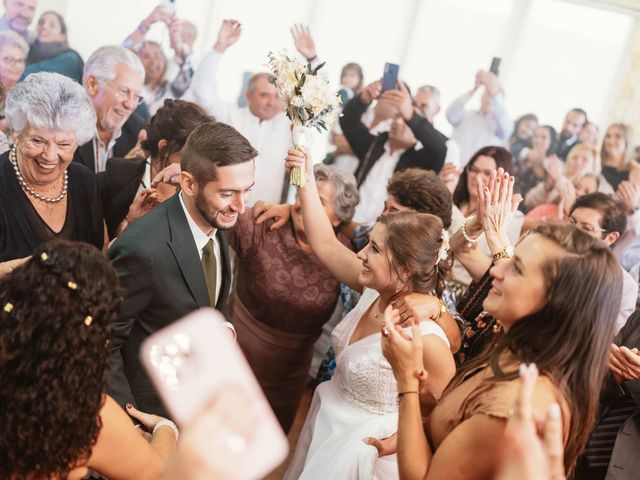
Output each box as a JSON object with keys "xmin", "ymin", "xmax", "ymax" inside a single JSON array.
[
  {"xmin": 3, "ymin": 302, "xmax": 13, "ymax": 313},
  {"xmin": 40, "ymin": 252, "xmax": 48, "ymax": 262},
  {"xmin": 436, "ymin": 229, "xmax": 450, "ymax": 265},
  {"xmin": 84, "ymin": 315, "xmax": 93, "ymax": 326}
]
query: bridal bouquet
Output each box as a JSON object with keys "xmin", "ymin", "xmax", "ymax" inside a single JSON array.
[{"xmin": 268, "ymin": 51, "xmax": 341, "ymax": 186}]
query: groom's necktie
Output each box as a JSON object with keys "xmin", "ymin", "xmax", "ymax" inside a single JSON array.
[{"xmin": 202, "ymin": 238, "xmax": 217, "ymax": 307}]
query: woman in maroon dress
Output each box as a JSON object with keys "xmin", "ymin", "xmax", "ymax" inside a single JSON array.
[{"xmin": 229, "ymin": 164, "xmax": 359, "ymax": 432}]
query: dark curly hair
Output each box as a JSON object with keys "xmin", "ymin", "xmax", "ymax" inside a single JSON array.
[
  {"xmin": 0, "ymin": 240, "xmax": 122, "ymax": 478},
  {"xmin": 141, "ymin": 98, "xmax": 214, "ymax": 171}
]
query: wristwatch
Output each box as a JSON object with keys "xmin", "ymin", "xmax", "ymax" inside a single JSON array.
[{"xmin": 492, "ymin": 245, "xmax": 514, "ymax": 263}]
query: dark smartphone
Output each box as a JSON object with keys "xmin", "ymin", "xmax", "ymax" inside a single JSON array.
[
  {"xmin": 381, "ymin": 63, "xmax": 400, "ymax": 92},
  {"xmin": 490, "ymin": 57, "xmax": 501, "ymax": 75}
]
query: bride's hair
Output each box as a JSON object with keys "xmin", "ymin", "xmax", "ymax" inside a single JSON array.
[{"xmin": 378, "ymin": 211, "xmax": 451, "ymax": 297}]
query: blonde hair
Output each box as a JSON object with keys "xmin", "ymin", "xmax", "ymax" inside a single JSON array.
[
  {"xmin": 600, "ymin": 123, "xmax": 635, "ymax": 171},
  {"xmin": 565, "ymin": 143, "xmax": 600, "ymax": 179}
]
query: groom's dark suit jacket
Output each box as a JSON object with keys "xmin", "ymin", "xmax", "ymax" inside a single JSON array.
[{"xmin": 107, "ymin": 193, "xmax": 231, "ymax": 416}]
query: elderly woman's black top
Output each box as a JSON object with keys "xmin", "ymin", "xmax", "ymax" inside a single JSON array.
[{"xmin": 0, "ymin": 151, "xmax": 104, "ymax": 261}]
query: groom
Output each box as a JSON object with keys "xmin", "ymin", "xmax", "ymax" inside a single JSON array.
[{"xmin": 107, "ymin": 121, "xmax": 257, "ymax": 415}]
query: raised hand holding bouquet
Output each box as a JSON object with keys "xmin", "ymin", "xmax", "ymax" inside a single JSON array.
[{"xmin": 268, "ymin": 52, "xmax": 341, "ymax": 186}]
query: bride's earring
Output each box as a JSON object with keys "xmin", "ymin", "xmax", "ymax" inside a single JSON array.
[
  {"xmin": 395, "ymin": 280, "xmax": 402, "ymax": 293},
  {"xmin": 492, "ymin": 319, "xmax": 503, "ymax": 334}
]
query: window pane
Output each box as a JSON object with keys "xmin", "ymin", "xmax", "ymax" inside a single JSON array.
[
  {"xmin": 506, "ymin": 0, "xmax": 634, "ymax": 127},
  {"xmin": 403, "ymin": 0, "xmax": 515, "ymax": 133}
]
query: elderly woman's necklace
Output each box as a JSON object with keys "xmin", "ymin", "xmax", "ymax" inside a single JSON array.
[{"xmin": 9, "ymin": 147, "xmax": 68, "ymax": 203}]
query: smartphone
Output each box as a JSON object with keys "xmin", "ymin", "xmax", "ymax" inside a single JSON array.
[
  {"xmin": 381, "ymin": 62, "xmax": 400, "ymax": 92},
  {"xmin": 140, "ymin": 308, "xmax": 288, "ymax": 479},
  {"xmin": 490, "ymin": 57, "xmax": 501, "ymax": 75}
]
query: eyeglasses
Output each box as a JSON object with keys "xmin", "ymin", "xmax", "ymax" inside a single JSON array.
[
  {"xmin": 104, "ymin": 82, "xmax": 144, "ymax": 106},
  {"xmin": 568, "ymin": 215, "xmax": 607, "ymax": 234},
  {"xmin": 1, "ymin": 55, "xmax": 26, "ymax": 67}
]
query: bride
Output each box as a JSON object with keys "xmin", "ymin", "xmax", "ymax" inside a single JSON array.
[{"xmin": 283, "ymin": 148, "xmax": 456, "ymax": 479}]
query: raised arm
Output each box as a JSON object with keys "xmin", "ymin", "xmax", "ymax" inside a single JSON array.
[
  {"xmin": 451, "ymin": 169, "xmax": 520, "ymax": 283},
  {"xmin": 446, "ymin": 71, "xmax": 483, "ymax": 127},
  {"xmin": 285, "ymin": 147, "xmax": 364, "ymax": 290},
  {"xmin": 122, "ymin": 4, "xmax": 174, "ymax": 51},
  {"xmin": 291, "ymin": 24, "xmax": 317, "ymax": 62},
  {"xmin": 339, "ymin": 81, "xmax": 381, "ymax": 161},
  {"xmin": 380, "ymin": 81, "xmax": 447, "ymax": 172},
  {"xmin": 183, "ymin": 19, "xmax": 242, "ymax": 122}
]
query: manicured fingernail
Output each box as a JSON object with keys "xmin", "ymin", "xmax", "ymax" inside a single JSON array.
[
  {"xmin": 519, "ymin": 363, "xmax": 527, "ymax": 377},
  {"xmin": 548, "ymin": 403, "xmax": 561, "ymax": 419},
  {"xmin": 126, "ymin": 403, "xmax": 132, "ymax": 409}
]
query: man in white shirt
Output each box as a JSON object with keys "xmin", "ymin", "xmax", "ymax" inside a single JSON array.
[
  {"xmin": 108, "ymin": 122, "xmax": 257, "ymax": 416},
  {"xmin": 185, "ymin": 19, "xmax": 320, "ymax": 205},
  {"xmin": 446, "ymin": 70, "xmax": 513, "ymax": 167},
  {"xmin": 73, "ymin": 46, "xmax": 146, "ymax": 173}
]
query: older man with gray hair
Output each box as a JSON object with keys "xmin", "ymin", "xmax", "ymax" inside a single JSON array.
[{"xmin": 73, "ymin": 45, "xmax": 146, "ymax": 173}]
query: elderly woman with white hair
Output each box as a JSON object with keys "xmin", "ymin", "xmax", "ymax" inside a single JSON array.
[
  {"xmin": 0, "ymin": 72, "xmax": 105, "ymax": 263},
  {"xmin": 229, "ymin": 164, "xmax": 360, "ymax": 433}
]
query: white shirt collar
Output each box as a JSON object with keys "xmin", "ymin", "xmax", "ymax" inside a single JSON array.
[{"xmin": 178, "ymin": 191, "xmax": 217, "ymax": 258}]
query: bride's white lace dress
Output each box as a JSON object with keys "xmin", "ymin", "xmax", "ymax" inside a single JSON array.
[{"xmin": 284, "ymin": 288, "xmax": 450, "ymax": 479}]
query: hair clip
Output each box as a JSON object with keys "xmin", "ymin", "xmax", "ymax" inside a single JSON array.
[
  {"xmin": 435, "ymin": 229, "xmax": 450, "ymax": 265},
  {"xmin": 3, "ymin": 302, "xmax": 13, "ymax": 313},
  {"xmin": 67, "ymin": 281, "xmax": 78, "ymax": 290},
  {"xmin": 84, "ymin": 315, "xmax": 93, "ymax": 326},
  {"xmin": 40, "ymin": 252, "xmax": 48, "ymax": 262}
]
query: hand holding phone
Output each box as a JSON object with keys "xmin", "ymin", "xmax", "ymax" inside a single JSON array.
[
  {"xmin": 140, "ymin": 308, "xmax": 288, "ymax": 479},
  {"xmin": 490, "ymin": 57, "xmax": 501, "ymax": 76},
  {"xmin": 381, "ymin": 62, "xmax": 400, "ymax": 92}
]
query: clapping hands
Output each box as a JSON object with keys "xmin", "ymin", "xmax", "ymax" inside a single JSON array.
[
  {"xmin": 609, "ymin": 343, "xmax": 640, "ymax": 383},
  {"xmin": 476, "ymin": 167, "xmax": 521, "ymax": 238}
]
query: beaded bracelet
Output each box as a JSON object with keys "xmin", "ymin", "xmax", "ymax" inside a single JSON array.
[
  {"xmin": 153, "ymin": 418, "xmax": 179, "ymax": 443},
  {"xmin": 462, "ymin": 216, "xmax": 483, "ymax": 246}
]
